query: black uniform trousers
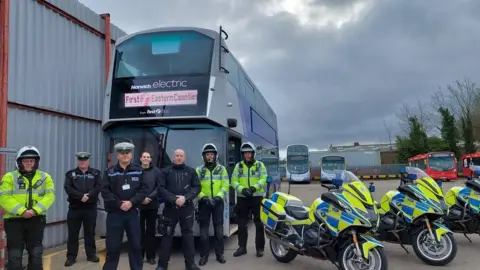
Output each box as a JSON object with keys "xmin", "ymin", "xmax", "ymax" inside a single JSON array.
[
  {"xmin": 66, "ymin": 207, "xmax": 97, "ymax": 259},
  {"xmin": 157, "ymin": 203, "xmax": 195, "ymax": 268},
  {"xmin": 103, "ymin": 210, "xmax": 142, "ymax": 270},
  {"xmin": 139, "ymin": 208, "xmax": 158, "ymax": 260},
  {"xmin": 4, "ymin": 215, "xmax": 46, "ymax": 270},
  {"xmin": 237, "ymin": 196, "xmax": 265, "ymax": 249},
  {"xmin": 198, "ymin": 200, "xmax": 224, "ymax": 257}
]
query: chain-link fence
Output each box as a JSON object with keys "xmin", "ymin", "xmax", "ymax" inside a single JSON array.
[{"xmin": 0, "ymin": 147, "xmax": 17, "ymax": 270}]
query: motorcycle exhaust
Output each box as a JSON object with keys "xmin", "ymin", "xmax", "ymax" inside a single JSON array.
[{"xmin": 265, "ymin": 229, "xmax": 302, "ymax": 252}]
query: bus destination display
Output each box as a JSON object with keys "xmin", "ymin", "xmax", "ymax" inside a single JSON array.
[{"xmin": 109, "ymin": 76, "xmax": 210, "ymax": 119}]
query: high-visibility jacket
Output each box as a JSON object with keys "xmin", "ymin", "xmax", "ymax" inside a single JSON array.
[
  {"xmin": 231, "ymin": 160, "xmax": 268, "ymax": 197},
  {"xmin": 0, "ymin": 170, "xmax": 55, "ymax": 219},
  {"xmin": 196, "ymin": 164, "xmax": 229, "ymax": 200}
]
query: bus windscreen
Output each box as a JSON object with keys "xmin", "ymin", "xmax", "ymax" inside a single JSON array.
[{"xmin": 429, "ymin": 153, "xmax": 455, "ymax": 171}]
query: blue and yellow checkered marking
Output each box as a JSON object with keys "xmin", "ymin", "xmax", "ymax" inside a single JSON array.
[
  {"xmin": 392, "ymin": 190, "xmax": 437, "ymax": 223},
  {"xmin": 316, "ymin": 199, "xmax": 363, "ymax": 237},
  {"xmin": 458, "ymin": 187, "xmax": 480, "ymax": 213},
  {"xmin": 260, "ymin": 198, "xmax": 287, "ymax": 230}
]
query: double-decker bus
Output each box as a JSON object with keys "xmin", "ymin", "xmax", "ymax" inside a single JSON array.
[
  {"xmin": 408, "ymin": 152, "xmax": 457, "ymax": 181},
  {"xmin": 285, "ymin": 144, "xmax": 311, "ymax": 183},
  {"xmin": 256, "ymin": 148, "xmax": 281, "ymax": 195},
  {"xmin": 320, "ymin": 155, "xmax": 346, "ymax": 182},
  {"xmin": 97, "ymin": 26, "xmax": 280, "ymax": 238},
  {"xmin": 461, "ymin": 152, "xmax": 480, "ymax": 177}
]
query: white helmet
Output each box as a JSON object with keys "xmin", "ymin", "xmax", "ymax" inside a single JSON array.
[
  {"xmin": 201, "ymin": 143, "xmax": 218, "ymax": 154},
  {"xmin": 16, "ymin": 145, "xmax": 41, "ymax": 169},
  {"xmin": 240, "ymin": 142, "xmax": 255, "ymax": 153}
]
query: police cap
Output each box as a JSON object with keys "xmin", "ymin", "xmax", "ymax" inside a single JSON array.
[
  {"xmin": 75, "ymin": 152, "xmax": 91, "ymax": 161},
  {"xmin": 114, "ymin": 142, "xmax": 135, "ymax": 153}
]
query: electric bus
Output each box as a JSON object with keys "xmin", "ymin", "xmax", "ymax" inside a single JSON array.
[
  {"xmin": 96, "ymin": 26, "xmax": 280, "ymax": 238},
  {"xmin": 408, "ymin": 152, "xmax": 457, "ymax": 181},
  {"xmin": 285, "ymin": 144, "xmax": 311, "ymax": 183},
  {"xmin": 320, "ymin": 155, "xmax": 346, "ymax": 182}
]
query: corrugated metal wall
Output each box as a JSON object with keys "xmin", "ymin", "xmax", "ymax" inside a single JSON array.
[{"xmin": 5, "ymin": 0, "xmax": 126, "ymax": 248}]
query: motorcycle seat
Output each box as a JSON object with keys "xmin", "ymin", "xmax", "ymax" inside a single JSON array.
[
  {"xmin": 466, "ymin": 180, "xmax": 480, "ymax": 193},
  {"xmin": 285, "ymin": 206, "xmax": 310, "ymax": 220}
]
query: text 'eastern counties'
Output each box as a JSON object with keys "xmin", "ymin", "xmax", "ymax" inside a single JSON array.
[{"xmin": 124, "ymin": 90, "xmax": 198, "ymax": 107}]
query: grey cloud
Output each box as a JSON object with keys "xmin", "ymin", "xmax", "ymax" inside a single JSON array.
[{"xmin": 79, "ymin": 0, "xmax": 480, "ymax": 149}]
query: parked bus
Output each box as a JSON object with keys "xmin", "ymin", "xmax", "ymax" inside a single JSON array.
[
  {"xmin": 97, "ymin": 26, "xmax": 280, "ymax": 238},
  {"xmin": 256, "ymin": 152, "xmax": 281, "ymax": 195},
  {"xmin": 408, "ymin": 152, "xmax": 457, "ymax": 181},
  {"xmin": 285, "ymin": 144, "xmax": 311, "ymax": 183},
  {"xmin": 461, "ymin": 152, "xmax": 480, "ymax": 177},
  {"xmin": 320, "ymin": 155, "xmax": 346, "ymax": 182}
]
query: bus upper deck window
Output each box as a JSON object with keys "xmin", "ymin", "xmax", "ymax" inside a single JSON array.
[{"xmin": 152, "ymin": 38, "xmax": 180, "ymax": 55}]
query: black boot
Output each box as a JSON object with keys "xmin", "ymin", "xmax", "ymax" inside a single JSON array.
[
  {"xmin": 233, "ymin": 246, "xmax": 247, "ymax": 257},
  {"xmin": 256, "ymin": 248, "xmax": 264, "ymax": 257},
  {"xmin": 199, "ymin": 256, "xmax": 208, "ymax": 266},
  {"xmin": 186, "ymin": 263, "xmax": 201, "ymax": 270},
  {"xmin": 216, "ymin": 254, "xmax": 226, "ymax": 264},
  {"xmin": 87, "ymin": 255, "xmax": 100, "ymax": 262},
  {"xmin": 64, "ymin": 258, "xmax": 76, "ymax": 267},
  {"xmin": 147, "ymin": 258, "xmax": 156, "ymax": 265},
  {"xmin": 156, "ymin": 262, "xmax": 168, "ymax": 270}
]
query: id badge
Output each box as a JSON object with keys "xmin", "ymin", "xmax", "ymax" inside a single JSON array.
[{"xmin": 122, "ymin": 184, "xmax": 131, "ymax": 190}]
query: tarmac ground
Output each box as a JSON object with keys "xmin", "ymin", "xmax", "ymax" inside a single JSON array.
[{"xmin": 40, "ymin": 179, "xmax": 480, "ymax": 269}]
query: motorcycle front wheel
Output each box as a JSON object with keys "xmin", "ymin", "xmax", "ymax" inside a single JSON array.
[
  {"xmin": 338, "ymin": 243, "xmax": 388, "ymax": 270},
  {"xmin": 412, "ymin": 229, "xmax": 457, "ymax": 266},
  {"xmin": 269, "ymin": 239, "xmax": 298, "ymax": 263}
]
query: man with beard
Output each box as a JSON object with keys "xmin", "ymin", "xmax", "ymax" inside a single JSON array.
[
  {"xmin": 0, "ymin": 145, "xmax": 56, "ymax": 270},
  {"xmin": 196, "ymin": 143, "xmax": 229, "ymax": 266}
]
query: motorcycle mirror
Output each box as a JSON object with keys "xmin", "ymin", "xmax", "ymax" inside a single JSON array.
[
  {"xmin": 369, "ymin": 182, "xmax": 376, "ymax": 192},
  {"xmin": 332, "ymin": 179, "xmax": 343, "ymax": 186},
  {"xmin": 407, "ymin": 173, "xmax": 417, "ymax": 180},
  {"xmin": 436, "ymin": 180, "xmax": 443, "ymax": 187}
]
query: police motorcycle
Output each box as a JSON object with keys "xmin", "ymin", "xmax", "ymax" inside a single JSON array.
[
  {"xmin": 374, "ymin": 167, "xmax": 457, "ymax": 266},
  {"xmin": 260, "ymin": 171, "xmax": 388, "ymax": 270},
  {"xmin": 440, "ymin": 164, "xmax": 480, "ymax": 242}
]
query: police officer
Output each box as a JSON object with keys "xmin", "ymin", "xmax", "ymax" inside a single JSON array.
[
  {"xmin": 231, "ymin": 142, "xmax": 268, "ymax": 258},
  {"xmin": 196, "ymin": 143, "xmax": 229, "ymax": 266},
  {"xmin": 0, "ymin": 145, "xmax": 56, "ymax": 270},
  {"xmin": 101, "ymin": 142, "xmax": 148, "ymax": 270},
  {"xmin": 64, "ymin": 152, "xmax": 102, "ymax": 267},
  {"xmin": 138, "ymin": 151, "xmax": 160, "ymax": 265},
  {"xmin": 156, "ymin": 149, "xmax": 201, "ymax": 270}
]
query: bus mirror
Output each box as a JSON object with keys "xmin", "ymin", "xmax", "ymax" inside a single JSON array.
[{"xmin": 227, "ymin": 118, "xmax": 237, "ymax": 128}]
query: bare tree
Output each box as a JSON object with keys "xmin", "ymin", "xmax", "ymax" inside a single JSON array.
[
  {"xmin": 382, "ymin": 118, "xmax": 393, "ymax": 149},
  {"xmin": 445, "ymin": 78, "xmax": 480, "ymax": 119},
  {"xmin": 395, "ymin": 100, "xmax": 434, "ymax": 135}
]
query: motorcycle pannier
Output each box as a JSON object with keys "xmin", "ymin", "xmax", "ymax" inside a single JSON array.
[{"xmin": 260, "ymin": 198, "xmax": 287, "ymax": 230}]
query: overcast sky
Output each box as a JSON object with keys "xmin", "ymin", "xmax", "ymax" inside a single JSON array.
[{"xmin": 80, "ymin": 0, "xmax": 480, "ymax": 157}]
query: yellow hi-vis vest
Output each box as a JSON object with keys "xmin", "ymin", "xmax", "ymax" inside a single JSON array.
[
  {"xmin": 0, "ymin": 170, "xmax": 55, "ymax": 219},
  {"xmin": 196, "ymin": 164, "xmax": 229, "ymax": 200},
  {"xmin": 231, "ymin": 160, "xmax": 268, "ymax": 197}
]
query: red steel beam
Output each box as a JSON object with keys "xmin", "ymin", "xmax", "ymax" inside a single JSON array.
[
  {"xmin": 100, "ymin": 13, "xmax": 112, "ymax": 84},
  {"xmin": 0, "ymin": 0, "xmax": 9, "ymax": 177}
]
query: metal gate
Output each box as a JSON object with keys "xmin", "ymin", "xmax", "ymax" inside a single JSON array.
[{"xmin": 0, "ymin": 147, "xmax": 17, "ymax": 270}]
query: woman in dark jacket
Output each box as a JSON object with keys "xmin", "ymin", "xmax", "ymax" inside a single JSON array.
[{"xmin": 139, "ymin": 151, "xmax": 161, "ymax": 265}]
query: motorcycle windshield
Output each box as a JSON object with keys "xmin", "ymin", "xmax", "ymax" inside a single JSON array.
[
  {"xmin": 405, "ymin": 166, "xmax": 444, "ymax": 198},
  {"xmin": 342, "ymin": 171, "xmax": 375, "ymax": 207}
]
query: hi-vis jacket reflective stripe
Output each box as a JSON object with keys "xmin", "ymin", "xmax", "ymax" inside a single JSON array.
[
  {"xmin": 231, "ymin": 160, "xmax": 268, "ymax": 197},
  {"xmin": 0, "ymin": 170, "xmax": 56, "ymax": 219},
  {"xmin": 196, "ymin": 164, "xmax": 229, "ymax": 200}
]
